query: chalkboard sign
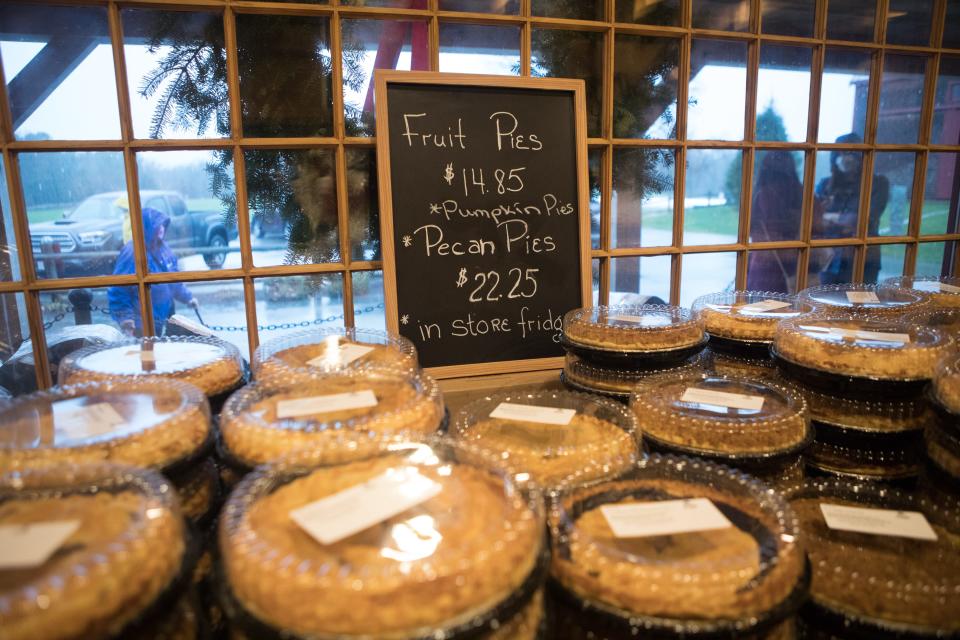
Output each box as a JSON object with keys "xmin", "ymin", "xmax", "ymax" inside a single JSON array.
[{"xmin": 375, "ymin": 72, "xmax": 590, "ymax": 377}]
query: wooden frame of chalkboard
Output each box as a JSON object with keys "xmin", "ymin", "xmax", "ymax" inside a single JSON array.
[{"xmin": 375, "ymin": 71, "xmax": 590, "ymax": 379}]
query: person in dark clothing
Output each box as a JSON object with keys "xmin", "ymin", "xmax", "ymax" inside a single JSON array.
[
  {"xmin": 814, "ymin": 132, "xmax": 889, "ymax": 284},
  {"xmin": 108, "ymin": 207, "xmax": 197, "ymax": 335},
  {"xmin": 747, "ymin": 150, "xmax": 803, "ymax": 292}
]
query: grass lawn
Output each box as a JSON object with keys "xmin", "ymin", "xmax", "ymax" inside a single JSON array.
[{"xmin": 27, "ymin": 205, "xmax": 69, "ymax": 223}]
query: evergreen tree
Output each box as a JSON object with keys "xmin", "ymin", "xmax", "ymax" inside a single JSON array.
[{"xmin": 724, "ymin": 103, "xmax": 790, "ymax": 208}]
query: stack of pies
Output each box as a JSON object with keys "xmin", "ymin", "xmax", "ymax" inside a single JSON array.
[
  {"xmin": 883, "ymin": 275, "xmax": 960, "ymax": 309},
  {"xmin": 798, "ymin": 283, "xmax": 926, "ymax": 317},
  {"xmin": 692, "ymin": 291, "xmax": 812, "ymax": 356},
  {"xmin": 701, "ymin": 347, "xmax": 779, "ymax": 380},
  {"xmin": 561, "ymin": 351, "xmax": 701, "ymax": 399}
]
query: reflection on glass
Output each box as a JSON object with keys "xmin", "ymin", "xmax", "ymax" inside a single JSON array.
[
  {"xmin": 589, "ymin": 149, "xmax": 602, "ymax": 250},
  {"xmin": 885, "ymin": 0, "xmax": 932, "ymax": 47},
  {"xmin": 615, "ymin": 0, "xmax": 680, "ymax": 25},
  {"xmin": 235, "ymin": 14, "xmax": 333, "ymax": 137},
  {"xmin": 684, "ymin": 149, "xmax": 740, "ymax": 246},
  {"xmin": 818, "ymin": 48, "xmax": 871, "ymax": 144},
  {"xmin": 439, "ymin": 0, "xmax": 518, "ymax": 13},
  {"xmin": 353, "ymin": 270, "xmax": 386, "ymax": 332},
  {"xmin": 807, "ymin": 246, "xmax": 855, "ymax": 287},
  {"xmin": 871, "ymin": 152, "xmax": 915, "ymax": 237},
  {"xmin": 692, "ymin": 0, "xmax": 750, "ymax": 31},
  {"xmin": 122, "ymin": 9, "xmax": 229, "ymax": 140},
  {"xmin": 688, "ymin": 39, "xmax": 747, "ymax": 141},
  {"xmin": 533, "ymin": 0, "xmax": 603, "ymax": 20},
  {"xmin": 613, "ymin": 35, "xmax": 680, "ymax": 139},
  {"xmin": 756, "ymin": 45, "xmax": 811, "ymax": 143},
  {"xmin": 592, "ymin": 259, "xmax": 601, "ymax": 307},
  {"xmin": 382, "ymin": 514, "xmax": 441, "ymax": 562},
  {"xmin": 0, "ymin": 156, "xmax": 19, "ymax": 281},
  {"xmin": 137, "ymin": 151, "xmax": 236, "ymax": 272},
  {"xmin": 761, "ymin": 0, "xmax": 814, "ymax": 37},
  {"xmin": 0, "ymin": 293, "xmax": 29, "ymax": 396},
  {"xmin": 945, "ymin": 3, "xmax": 960, "ymax": 49},
  {"xmin": 869, "ymin": 243, "xmax": 906, "ymax": 284},
  {"xmin": 611, "ymin": 255, "xmax": 671, "ymax": 305},
  {"xmin": 245, "ymin": 149, "xmax": 340, "ymax": 267},
  {"xmin": 0, "ymin": 4, "xmax": 121, "ymax": 140},
  {"xmin": 21, "ymin": 152, "xmax": 128, "ymax": 280},
  {"xmin": 746, "ymin": 249, "xmax": 799, "ymax": 293},
  {"xmin": 916, "ymin": 242, "xmax": 952, "ymax": 277},
  {"xmin": 612, "ymin": 148, "xmax": 675, "ymax": 248},
  {"xmin": 932, "ymin": 57, "xmax": 960, "ymax": 147},
  {"xmin": 876, "ymin": 54, "xmax": 927, "ymax": 145},
  {"xmin": 750, "ymin": 150, "xmax": 804, "ymax": 246},
  {"xmin": 346, "ymin": 149, "xmax": 381, "ymax": 261},
  {"xmin": 680, "ymin": 252, "xmax": 736, "ymax": 307},
  {"xmin": 827, "ymin": 0, "xmax": 876, "ymax": 42},
  {"xmin": 532, "ymin": 29, "xmax": 603, "ymax": 137},
  {"xmin": 923, "ymin": 153, "xmax": 958, "ymax": 236},
  {"xmin": 342, "ymin": 19, "xmax": 430, "ymax": 136},
  {"xmin": 154, "ymin": 279, "xmax": 247, "ymax": 355},
  {"xmin": 255, "ymin": 274, "xmax": 345, "ymax": 346},
  {"xmin": 438, "ymin": 23, "xmax": 519, "ymax": 75}
]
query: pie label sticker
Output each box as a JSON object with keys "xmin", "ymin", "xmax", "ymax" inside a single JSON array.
[
  {"xmin": 846, "ymin": 291, "xmax": 881, "ymax": 304},
  {"xmin": 801, "ymin": 325, "xmax": 911, "ymax": 345},
  {"xmin": 0, "ymin": 520, "xmax": 82, "ymax": 569},
  {"xmin": 306, "ymin": 344, "xmax": 375, "ymax": 368},
  {"xmin": 489, "ymin": 402, "xmax": 576, "ymax": 426},
  {"xmin": 819, "ymin": 503, "xmax": 937, "ymax": 541},
  {"xmin": 290, "ymin": 468, "xmax": 442, "ymax": 545},
  {"xmin": 739, "ymin": 299, "xmax": 792, "ymax": 313},
  {"xmin": 276, "ymin": 390, "xmax": 378, "ymax": 418},
  {"xmin": 681, "ymin": 387, "xmax": 764, "ymax": 411},
  {"xmin": 608, "ymin": 314, "xmax": 672, "ymax": 327},
  {"xmin": 915, "ymin": 281, "xmax": 960, "ymax": 294},
  {"xmin": 124, "ymin": 349, "xmax": 156, "ymax": 363},
  {"xmin": 52, "ymin": 402, "xmax": 126, "ymax": 439},
  {"xmin": 601, "ymin": 498, "xmax": 733, "ymax": 538}
]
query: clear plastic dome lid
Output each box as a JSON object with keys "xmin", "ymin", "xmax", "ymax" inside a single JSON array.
[
  {"xmin": 549, "ymin": 455, "xmax": 805, "ymax": 630},
  {"xmin": 630, "ymin": 371, "xmax": 809, "ymax": 458},
  {"xmin": 800, "ymin": 385, "xmax": 929, "ymax": 434},
  {"xmin": 692, "ymin": 291, "xmax": 813, "ymax": 342},
  {"xmin": 562, "ymin": 351, "xmax": 702, "ymax": 397},
  {"xmin": 787, "ymin": 478, "xmax": 960, "ymax": 634},
  {"xmin": 798, "ymin": 283, "xmax": 926, "ymax": 315},
  {"xmin": 453, "ymin": 388, "xmax": 640, "ymax": 490},
  {"xmin": 883, "ymin": 275, "xmax": 960, "ymax": 308},
  {"xmin": 562, "ymin": 304, "xmax": 704, "ymax": 352},
  {"xmin": 0, "ymin": 379, "xmax": 211, "ymax": 473},
  {"xmin": 926, "ymin": 420, "xmax": 960, "ymax": 481},
  {"xmin": 934, "ymin": 351, "xmax": 960, "ymax": 415},
  {"xmin": 218, "ymin": 436, "xmax": 545, "ymax": 639},
  {"xmin": 701, "ymin": 347, "xmax": 778, "ymax": 379},
  {"xmin": 252, "ymin": 327, "xmax": 418, "ymax": 381},
  {"xmin": 59, "ymin": 336, "xmax": 245, "ymax": 397},
  {"xmin": 219, "ymin": 368, "xmax": 444, "ymax": 469},
  {"xmin": 805, "ymin": 438, "xmax": 923, "ymax": 481},
  {"xmin": 907, "ymin": 305, "xmax": 960, "ymax": 336},
  {"xmin": 0, "ymin": 463, "xmax": 187, "ymax": 640}
]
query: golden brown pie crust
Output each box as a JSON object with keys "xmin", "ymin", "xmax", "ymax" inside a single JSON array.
[{"xmin": 256, "ymin": 338, "xmax": 416, "ymax": 382}]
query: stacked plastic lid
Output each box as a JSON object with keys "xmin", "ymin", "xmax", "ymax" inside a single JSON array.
[
  {"xmin": 692, "ymin": 291, "xmax": 812, "ymax": 356},
  {"xmin": 925, "ymin": 418, "xmax": 960, "ymax": 487},
  {"xmin": 787, "ymin": 478, "xmax": 960, "ymax": 637},
  {"xmin": 908, "ymin": 305, "xmax": 960, "ymax": 335},
  {"xmin": 799, "ymin": 283, "xmax": 927, "ymax": 317},
  {"xmin": 219, "ymin": 368, "xmax": 444, "ymax": 471},
  {"xmin": 59, "ymin": 336, "xmax": 246, "ymax": 399},
  {"xmin": 883, "ymin": 275, "xmax": 960, "ymax": 308},
  {"xmin": 218, "ymin": 437, "xmax": 546, "ymax": 639},
  {"xmin": 561, "ymin": 351, "xmax": 702, "ymax": 400},
  {"xmin": 801, "ymin": 384, "xmax": 929, "ymax": 436},
  {"xmin": 452, "ymin": 389, "xmax": 640, "ymax": 490},
  {"xmin": 548, "ymin": 455, "xmax": 807, "ymax": 638},
  {"xmin": 0, "ymin": 463, "xmax": 190, "ymax": 640},
  {"xmin": 701, "ymin": 347, "xmax": 779, "ymax": 380},
  {"xmin": 252, "ymin": 327, "xmax": 418, "ymax": 382},
  {"xmin": 933, "ymin": 351, "xmax": 960, "ymax": 417}
]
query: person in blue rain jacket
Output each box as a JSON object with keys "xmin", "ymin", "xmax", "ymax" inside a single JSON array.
[{"xmin": 108, "ymin": 207, "xmax": 198, "ymax": 336}]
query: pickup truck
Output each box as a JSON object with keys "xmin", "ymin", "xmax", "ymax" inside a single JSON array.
[{"xmin": 30, "ymin": 190, "xmax": 237, "ymax": 276}]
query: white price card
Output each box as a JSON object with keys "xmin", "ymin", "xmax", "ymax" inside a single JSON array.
[
  {"xmin": 915, "ymin": 281, "xmax": 960, "ymax": 294},
  {"xmin": 609, "ymin": 314, "xmax": 671, "ymax": 327},
  {"xmin": 601, "ymin": 498, "xmax": 732, "ymax": 538},
  {"xmin": 739, "ymin": 299, "xmax": 792, "ymax": 313},
  {"xmin": 276, "ymin": 390, "xmax": 378, "ymax": 419},
  {"xmin": 53, "ymin": 402, "xmax": 126, "ymax": 439},
  {"xmin": 680, "ymin": 387, "xmax": 764, "ymax": 411},
  {"xmin": 489, "ymin": 402, "xmax": 576, "ymax": 426},
  {"xmin": 307, "ymin": 344, "xmax": 375, "ymax": 368},
  {"xmin": 801, "ymin": 325, "xmax": 910, "ymax": 344},
  {"xmin": 820, "ymin": 504, "xmax": 937, "ymax": 541},
  {"xmin": 0, "ymin": 520, "xmax": 81, "ymax": 569},
  {"xmin": 124, "ymin": 349, "xmax": 156, "ymax": 363},
  {"xmin": 846, "ymin": 291, "xmax": 881, "ymax": 304},
  {"xmin": 290, "ymin": 468, "xmax": 442, "ymax": 545}
]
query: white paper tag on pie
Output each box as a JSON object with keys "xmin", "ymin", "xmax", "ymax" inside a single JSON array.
[
  {"xmin": 681, "ymin": 387, "xmax": 764, "ymax": 411},
  {"xmin": 276, "ymin": 390, "xmax": 378, "ymax": 418},
  {"xmin": 601, "ymin": 498, "xmax": 732, "ymax": 538},
  {"xmin": 0, "ymin": 520, "xmax": 82, "ymax": 569},
  {"xmin": 801, "ymin": 325, "xmax": 910, "ymax": 344},
  {"xmin": 846, "ymin": 291, "xmax": 880, "ymax": 304},
  {"xmin": 489, "ymin": 402, "xmax": 576, "ymax": 426},
  {"xmin": 739, "ymin": 299, "xmax": 792, "ymax": 313},
  {"xmin": 609, "ymin": 314, "xmax": 671, "ymax": 327},
  {"xmin": 915, "ymin": 281, "xmax": 960, "ymax": 294},
  {"xmin": 124, "ymin": 349, "xmax": 156, "ymax": 363},
  {"xmin": 167, "ymin": 314, "xmax": 214, "ymax": 337},
  {"xmin": 819, "ymin": 504, "xmax": 937, "ymax": 541},
  {"xmin": 290, "ymin": 468, "xmax": 442, "ymax": 545},
  {"xmin": 52, "ymin": 402, "xmax": 126, "ymax": 439},
  {"xmin": 306, "ymin": 344, "xmax": 374, "ymax": 368}
]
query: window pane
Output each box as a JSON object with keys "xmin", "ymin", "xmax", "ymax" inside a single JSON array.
[
  {"xmin": 353, "ymin": 270, "xmax": 386, "ymax": 332},
  {"xmin": 916, "ymin": 242, "xmax": 953, "ymax": 277},
  {"xmin": 756, "ymin": 44, "xmax": 811, "ymax": 143},
  {"xmin": 876, "ymin": 54, "xmax": 927, "ymax": 145},
  {"xmin": 827, "ymin": 0, "xmax": 876, "ymax": 42},
  {"xmin": 923, "ymin": 153, "xmax": 958, "ymax": 236},
  {"xmin": 868, "ymin": 243, "xmax": 907, "ymax": 284},
  {"xmin": 688, "ymin": 39, "xmax": 747, "ymax": 141},
  {"xmin": 808, "ymin": 245, "xmax": 856, "ymax": 286},
  {"xmin": 439, "ymin": 0, "xmax": 518, "ymax": 13},
  {"xmin": 0, "ymin": 4, "xmax": 121, "ymax": 140},
  {"xmin": 746, "ymin": 249, "xmax": 799, "ymax": 293},
  {"xmin": 813, "ymin": 149, "xmax": 863, "ymax": 241},
  {"xmin": 21, "ymin": 152, "xmax": 128, "ymax": 280},
  {"xmin": 157, "ymin": 279, "xmax": 247, "ymax": 357},
  {"xmin": 439, "ymin": 23, "xmax": 519, "ymax": 75},
  {"xmin": 680, "ymin": 252, "xmax": 736, "ymax": 307},
  {"xmin": 136, "ymin": 150, "xmax": 237, "ymax": 273},
  {"xmin": 0, "ymin": 156, "xmax": 20, "ymax": 281},
  {"xmin": 122, "ymin": 9, "xmax": 229, "ymax": 140},
  {"xmin": 236, "ymin": 14, "xmax": 333, "ymax": 137},
  {"xmin": 0, "ymin": 293, "xmax": 29, "ymax": 396},
  {"xmin": 255, "ymin": 274, "xmax": 345, "ymax": 346},
  {"xmin": 818, "ymin": 48, "xmax": 871, "ymax": 144},
  {"xmin": 945, "ymin": 2, "xmax": 960, "ymax": 49},
  {"xmin": 615, "ymin": 0, "xmax": 680, "ymax": 26},
  {"xmin": 611, "ymin": 255, "xmax": 671, "ymax": 305},
  {"xmin": 346, "ymin": 148, "xmax": 381, "ymax": 261},
  {"xmin": 613, "ymin": 34, "xmax": 680, "ymax": 139},
  {"xmin": 885, "ymin": 0, "xmax": 933, "ymax": 47},
  {"xmin": 692, "ymin": 0, "xmax": 750, "ymax": 32},
  {"xmin": 751, "ymin": 150, "xmax": 805, "ymax": 242},
  {"xmin": 932, "ymin": 56, "xmax": 960, "ymax": 146},
  {"xmin": 245, "ymin": 149, "xmax": 339, "ymax": 268},
  {"xmin": 871, "ymin": 152, "xmax": 915, "ymax": 237},
  {"xmin": 532, "ymin": 29, "xmax": 603, "ymax": 137},
  {"xmin": 684, "ymin": 149, "xmax": 740, "ymax": 245},
  {"xmin": 592, "ymin": 259, "xmax": 601, "ymax": 307},
  {"xmin": 589, "ymin": 149, "xmax": 602, "ymax": 250},
  {"xmin": 612, "ymin": 147, "xmax": 675, "ymax": 248},
  {"xmin": 533, "ymin": 0, "xmax": 603, "ymax": 20},
  {"xmin": 342, "ymin": 19, "xmax": 430, "ymax": 137},
  {"xmin": 761, "ymin": 0, "xmax": 814, "ymax": 37}
]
